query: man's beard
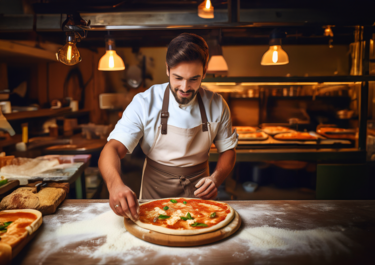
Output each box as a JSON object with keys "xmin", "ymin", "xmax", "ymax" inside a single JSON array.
[{"xmin": 169, "ymin": 81, "xmax": 200, "ymax": 105}]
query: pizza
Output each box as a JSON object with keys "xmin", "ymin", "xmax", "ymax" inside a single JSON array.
[
  {"xmin": 135, "ymin": 198, "xmax": 234, "ymax": 235},
  {"xmin": 317, "ymin": 127, "xmax": 357, "ymax": 140},
  {"xmin": 274, "ymin": 132, "xmax": 318, "ymax": 141},
  {"xmin": 233, "ymin": 126, "xmax": 257, "ymax": 133},
  {"xmin": 238, "ymin": 132, "xmax": 268, "ymax": 140},
  {"xmin": 262, "ymin": 126, "xmax": 295, "ymax": 135},
  {"xmin": 318, "ymin": 127, "xmax": 356, "ymax": 134},
  {"xmin": 0, "ymin": 209, "xmax": 42, "ymax": 247},
  {"xmin": 0, "ymin": 209, "xmax": 42, "ymax": 264}
]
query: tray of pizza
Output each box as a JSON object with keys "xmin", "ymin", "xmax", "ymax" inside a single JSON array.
[
  {"xmin": 273, "ymin": 132, "xmax": 321, "ymax": 141},
  {"xmin": 238, "ymin": 132, "xmax": 268, "ymax": 141},
  {"xmin": 233, "ymin": 126, "xmax": 258, "ymax": 133},
  {"xmin": 124, "ymin": 198, "xmax": 241, "ymax": 247},
  {"xmin": 0, "ymin": 209, "xmax": 43, "ymax": 264},
  {"xmin": 261, "ymin": 126, "xmax": 296, "ymax": 135},
  {"xmin": 317, "ymin": 127, "xmax": 357, "ymax": 140}
]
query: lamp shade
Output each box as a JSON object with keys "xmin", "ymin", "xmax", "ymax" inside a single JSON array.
[
  {"xmin": 261, "ymin": 45, "xmax": 289, "ymax": 65},
  {"xmin": 207, "ymin": 55, "xmax": 228, "ymax": 73},
  {"xmin": 98, "ymin": 50, "xmax": 125, "ymax": 71}
]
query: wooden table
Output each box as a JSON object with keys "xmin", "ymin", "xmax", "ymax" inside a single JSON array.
[{"xmin": 15, "ymin": 200, "xmax": 375, "ymax": 265}]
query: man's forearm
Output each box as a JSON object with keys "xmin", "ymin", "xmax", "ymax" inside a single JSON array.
[
  {"xmin": 99, "ymin": 145, "xmax": 125, "ymax": 190},
  {"xmin": 211, "ymin": 148, "xmax": 236, "ymax": 187}
]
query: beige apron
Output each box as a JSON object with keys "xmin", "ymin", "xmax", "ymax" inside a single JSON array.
[{"xmin": 140, "ymin": 85, "xmax": 212, "ymax": 199}]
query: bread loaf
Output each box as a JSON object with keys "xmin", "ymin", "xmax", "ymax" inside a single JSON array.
[{"xmin": 0, "ymin": 185, "xmax": 67, "ymax": 215}]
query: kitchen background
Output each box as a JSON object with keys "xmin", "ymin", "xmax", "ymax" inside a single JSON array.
[{"xmin": 1, "ymin": 0, "xmax": 375, "ymax": 201}]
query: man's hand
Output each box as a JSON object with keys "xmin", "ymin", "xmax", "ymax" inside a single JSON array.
[
  {"xmin": 109, "ymin": 181, "xmax": 139, "ymax": 222},
  {"xmin": 194, "ymin": 176, "xmax": 218, "ymax": 200}
]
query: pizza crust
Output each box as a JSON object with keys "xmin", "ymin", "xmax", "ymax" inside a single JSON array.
[{"xmin": 134, "ymin": 198, "xmax": 234, "ymax": 236}]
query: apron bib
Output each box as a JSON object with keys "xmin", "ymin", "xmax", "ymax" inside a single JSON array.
[{"xmin": 140, "ymin": 86, "xmax": 212, "ymax": 199}]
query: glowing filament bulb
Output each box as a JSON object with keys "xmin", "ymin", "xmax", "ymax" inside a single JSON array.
[
  {"xmin": 272, "ymin": 46, "xmax": 278, "ymax": 63},
  {"xmin": 109, "ymin": 54, "xmax": 114, "ymax": 68},
  {"xmin": 67, "ymin": 44, "xmax": 72, "ymax": 61},
  {"xmin": 205, "ymin": 0, "xmax": 211, "ymax": 10}
]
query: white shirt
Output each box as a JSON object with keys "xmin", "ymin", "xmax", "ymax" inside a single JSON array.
[{"xmin": 108, "ymin": 82, "xmax": 238, "ymax": 154}]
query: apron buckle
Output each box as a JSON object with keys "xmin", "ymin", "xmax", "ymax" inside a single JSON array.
[{"xmin": 161, "ymin": 112, "xmax": 169, "ymax": 118}]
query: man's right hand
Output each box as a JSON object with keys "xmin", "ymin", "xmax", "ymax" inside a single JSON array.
[{"xmin": 109, "ymin": 181, "xmax": 139, "ymax": 222}]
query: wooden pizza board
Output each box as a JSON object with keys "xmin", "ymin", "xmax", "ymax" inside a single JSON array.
[{"xmin": 124, "ymin": 210, "xmax": 241, "ymax": 247}]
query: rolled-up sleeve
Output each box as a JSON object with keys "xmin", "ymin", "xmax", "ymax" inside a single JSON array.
[
  {"xmin": 107, "ymin": 95, "xmax": 145, "ymax": 154},
  {"xmin": 214, "ymin": 96, "xmax": 238, "ymax": 153}
]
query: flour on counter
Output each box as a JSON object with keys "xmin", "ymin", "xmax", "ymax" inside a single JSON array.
[
  {"xmin": 238, "ymin": 226, "xmax": 353, "ymax": 256},
  {"xmin": 35, "ymin": 204, "xmax": 355, "ymax": 264}
]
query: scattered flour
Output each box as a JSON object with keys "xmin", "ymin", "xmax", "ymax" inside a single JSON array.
[
  {"xmin": 34, "ymin": 204, "xmax": 354, "ymax": 264},
  {"xmin": 238, "ymin": 226, "xmax": 353, "ymax": 257}
]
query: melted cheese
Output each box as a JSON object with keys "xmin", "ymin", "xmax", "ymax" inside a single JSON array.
[
  {"xmin": 166, "ymin": 210, "xmax": 184, "ymax": 226},
  {"xmin": 187, "ymin": 219, "xmax": 195, "ymax": 225},
  {"xmin": 146, "ymin": 207, "xmax": 167, "ymax": 218}
]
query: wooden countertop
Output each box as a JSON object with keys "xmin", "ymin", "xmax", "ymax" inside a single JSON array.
[{"xmin": 15, "ymin": 200, "xmax": 375, "ymax": 265}]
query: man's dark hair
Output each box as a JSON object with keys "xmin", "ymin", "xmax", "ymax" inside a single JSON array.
[{"xmin": 166, "ymin": 33, "xmax": 209, "ymax": 72}]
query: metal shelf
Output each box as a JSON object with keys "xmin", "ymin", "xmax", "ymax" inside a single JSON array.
[
  {"xmin": 209, "ymin": 149, "xmax": 366, "ymax": 163},
  {"xmin": 203, "ymin": 76, "xmax": 375, "ymax": 83}
]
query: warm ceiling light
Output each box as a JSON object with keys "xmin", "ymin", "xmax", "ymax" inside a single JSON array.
[
  {"xmin": 98, "ymin": 38, "xmax": 125, "ymax": 71},
  {"xmin": 56, "ymin": 33, "xmax": 81, "ymax": 66},
  {"xmin": 261, "ymin": 29, "xmax": 289, "ymax": 66},
  {"xmin": 198, "ymin": 0, "xmax": 214, "ymax": 19},
  {"xmin": 323, "ymin": 26, "xmax": 334, "ymax": 37},
  {"xmin": 207, "ymin": 55, "xmax": 228, "ymax": 73},
  {"xmin": 261, "ymin": 45, "xmax": 289, "ymax": 65}
]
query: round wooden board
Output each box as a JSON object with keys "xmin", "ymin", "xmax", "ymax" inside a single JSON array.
[{"xmin": 124, "ymin": 210, "xmax": 241, "ymax": 247}]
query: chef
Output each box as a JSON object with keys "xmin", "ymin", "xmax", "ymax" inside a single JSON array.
[{"xmin": 99, "ymin": 33, "xmax": 238, "ymax": 221}]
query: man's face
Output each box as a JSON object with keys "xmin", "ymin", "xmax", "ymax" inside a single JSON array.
[{"xmin": 166, "ymin": 60, "xmax": 206, "ymax": 105}]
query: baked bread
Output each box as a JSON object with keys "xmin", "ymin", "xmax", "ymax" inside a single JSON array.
[{"xmin": 0, "ymin": 184, "xmax": 67, "ymax": 215}]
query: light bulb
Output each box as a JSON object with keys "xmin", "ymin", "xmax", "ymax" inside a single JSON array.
[
  {"xmin": 205, "ymin": 0, "xmax": 211, "ymax": 9},
  {"xmin": 67, "ymin": 44, "xmax": 72, "ymax": 61},
  {"xmin": 198, "ymin": 0, "xmax": 214, "ymax": 19},
  {"xmin": 109, "ymin": 54, "xmax": 115, "ymax": 68},
  {"xmin": 56, "ymin": 35, "xmax": 82, "ymax": 66},
  {"xmin": 261, "ymin": 45, "xmax": 289, "ymax": 65}
]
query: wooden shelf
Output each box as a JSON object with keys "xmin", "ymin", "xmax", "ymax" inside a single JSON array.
[
  {"xmin": 0, "ymin": 40, "xmax": 56, "ymax": 63},
  {"xmin": 5, "ymin": 107, "xmax": 72, "ymax": 121}
]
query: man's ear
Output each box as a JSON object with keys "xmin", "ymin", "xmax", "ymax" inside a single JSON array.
[{"xmin": 165, "ymin": 62, "xmax": 170, "ymax": 77}]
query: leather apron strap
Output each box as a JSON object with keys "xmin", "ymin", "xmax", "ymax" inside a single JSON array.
[{"xmin": 161, "ymin": 86, "xmax": 208, "ymax": 135}]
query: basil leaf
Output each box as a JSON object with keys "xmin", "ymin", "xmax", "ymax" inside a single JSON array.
[
  {"xmin": 210, "ymin": 212, "xmax": 216, "ymax": 218},
  {"xmin": 190, "ymin": 222, "xmax": 208, "ymax": 227},
  {"xmin": 183, "ymin": 201, "xmax": 187, "ymax": 205},
  {"xmin": 163, "ymin": 206, "xmax": 169, "ymax": 211},
  {"xmin": 180, "ymin": 217, "xmax": 188, "ymax": 221},
  {"xmin": 187, "ymin": 212, "xmax": 193, "ymax": 219},
  {"xmin": 170, "ymin": 199, "xmax": 178, "ymax": 203},
  {"xmin": 158, "ymin": 215, "xmax": 170, "ymax": 219},
  {"xmin": 3, "ymin": 222, "xmax": 12, "ymax": 226}
]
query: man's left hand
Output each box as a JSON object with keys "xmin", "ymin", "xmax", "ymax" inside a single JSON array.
[{"xmin": 194, "ymin": 176, "xmax": 218, "ymax": 200}]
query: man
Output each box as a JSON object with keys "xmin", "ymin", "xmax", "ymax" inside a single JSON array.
[{"xmin": 99, "ymin": 33, "xmax": 238, "ymax": 222}]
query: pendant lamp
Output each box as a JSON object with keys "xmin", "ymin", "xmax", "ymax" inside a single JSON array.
[
  {"xmin": 56, "ymin": 32, "xmax": 82, "ymax": 66},
  {"xmin": 261, "ymin": 29, "xmax": 289, "ymax": 66},
  {"xmin": 98, "ymin": 38, "xmax": 125, "ymax": 71}
]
